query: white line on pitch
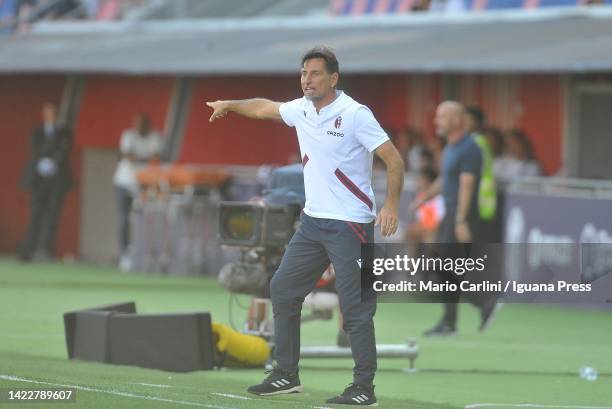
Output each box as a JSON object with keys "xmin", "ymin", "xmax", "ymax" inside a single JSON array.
[
  {"xmin": 466, "ymin": 403, "xmax": 612, "ymax": 409},
  {"xmin": 132, "ymin": 382, "xmax": 172, "ymax": 388},
  {"xmin": 0, "ymin": 374, "xmax": 234, "ymax": 409},
  {"xmin": 211, "ymin": 392, "xmax": 254, "ymax": 400}
]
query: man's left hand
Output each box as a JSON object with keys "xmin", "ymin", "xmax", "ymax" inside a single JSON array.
[{"xmin": 375, "ymin": 204, "xmax": 399, "ymax": 237}]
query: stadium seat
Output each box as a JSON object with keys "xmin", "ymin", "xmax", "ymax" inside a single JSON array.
[
  {"xmin": 536, "ymin": 0, "xmax": 580, "ymax": 7},
  {"xmin": 487, "ymin": 0, "xmax": 524, "ymax": 9}
]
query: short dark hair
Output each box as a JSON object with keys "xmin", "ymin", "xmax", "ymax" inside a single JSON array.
[
  {"xmin": 301, "ymin": 46, "xmax": 339, "ymax": 74},
  {"xmin": 466, "ymin": 106, "xmax": 486, "ymax": 129}
]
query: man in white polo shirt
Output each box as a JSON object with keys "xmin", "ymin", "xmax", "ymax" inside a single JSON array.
[{"xmin": 206, "ymin": 46, "xmax": 404, "ymax": 406}]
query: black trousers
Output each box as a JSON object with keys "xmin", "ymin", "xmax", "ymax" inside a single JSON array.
[
  {"xmin": 115, "ymin": 186, "xmax": 134, "ymax": 254},
  {"xmin": 20, "ymin": 182, "xmax": 66, "ymax": 259},
  {"xmin": 434, "ymin": 209, "xmax": 482, "ymax": 326}
]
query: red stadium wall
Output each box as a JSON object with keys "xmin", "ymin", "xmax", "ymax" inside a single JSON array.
[
  {"xmin": 75, "ymin": 75, "xmax": 175, "ymax": 148},
  {"xmin": 0, "ymin": 75, "xmax": 73, "ymax": 255},
  {"xmin": 179, "ymin": 74, "xmax": 408, "ymax": 165},
  {"xmin": 180, "ymin": 76, "xmax": 300, "ymax": 165},
  {"xmin": 342, "ymin": 74, "xmax": 408, "ymax": 130},
  {"xmin": 518, "ymin": 75, "xmax": 563, "ymax": 175}
]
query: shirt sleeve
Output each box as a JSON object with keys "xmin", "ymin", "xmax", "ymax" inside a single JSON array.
[
  {"xmin": 278, "ymin": 98, "xmax": 302, "ymax": 127},
  {"xmin": 119, "ymin": 131, "xmax": 132, "ymax": 155},
  {"xmin": 459, "ymin": 142, "xmax": 483, "ymax": 175},
  {"xmin": 150, "ymin": 132, "xmax": 163, "ymax": 156},
  {"xmin": 354, "ymin": 106, "xmax": 390, "ymax": 152}
]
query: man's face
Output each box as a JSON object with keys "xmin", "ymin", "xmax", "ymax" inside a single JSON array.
[
  {"xmin": 134, "ymin": 115, "xmax": 150, "ymax": 136},
  {"xmin": 435, "ymin": 105, "xmax": 452, "ymax": 138},
  {"xmin": 301, "ymin": 58, "xmax": 338, "ymax": 102},
  {"xmin": 42, "ymin": 104, "xmax": 56, "ymax": 124},
  {"xmin": 465, "ymin": 113, "xmax": 476, "ymax": 133}
]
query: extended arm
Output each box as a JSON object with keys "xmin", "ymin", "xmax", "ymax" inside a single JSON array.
[{"xmin": 206, "ymin": 99, "xmax": 283, "ymax": 122}]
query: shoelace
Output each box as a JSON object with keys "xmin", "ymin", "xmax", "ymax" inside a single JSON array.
[
  {"xmin": 264, "ymin": 368, "xmax": 291, "ymax": 382},
  {"xmin": 343, "ymin": 383, "xmax": 371, "ymax": 395}
]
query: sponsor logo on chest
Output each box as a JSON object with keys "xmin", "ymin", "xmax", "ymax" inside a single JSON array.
[{"xmin": 327, "ymin": 116, "xmax": 344, "ymax": 137}]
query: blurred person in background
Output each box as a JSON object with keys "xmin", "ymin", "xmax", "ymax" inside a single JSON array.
[
  {"xmin": 19, "ymin": 102, "xmax": 73, "ymax": 261},
  {"xmin": 405, "ymin": 127, "xmax": 427, "ymax": 172},
  {"xmin": 0, "ymin": 0, "xmax": 17, "ymax": 34},
  {"xmin": 484, "ymin": 126, "xmax": 505, "ymax": 162},
  {"xmin": 465, "ymin": 106, "xmax": 498, "ymax": 242},
  {"xmin": 494, "ymin": 128, "xmax": 541, "ymax": 184},
  {"xmin": 388, "ymin": 126, "xmax": 427, "ymax": 172},
  {"xmin": 426, "ymin": 134, "xmax": 446, "ymax": 172},
  {"xmin": 428, "ymin": 0, "xmax": 467, "ymax": 12},
  {"xmin": 113, "ymin": 113, "xmax": 162, "ymax": 271},
  {"xmin": 410, "ymin": 101, "xmax": 500, "ymax": 336},
  {"xmin": 405, "ymin": 166, "xmax": 444, "ymax": 257}
]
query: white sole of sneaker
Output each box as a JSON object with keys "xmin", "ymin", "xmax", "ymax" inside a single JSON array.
[{"xmin": 254, "ymin": 385, "xmax": 304, "ymax": 396}]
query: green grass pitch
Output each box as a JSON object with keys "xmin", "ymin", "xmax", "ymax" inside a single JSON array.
[{"xmin": 0, "ymin": 257, "xmax": 611, "ymax": 409}]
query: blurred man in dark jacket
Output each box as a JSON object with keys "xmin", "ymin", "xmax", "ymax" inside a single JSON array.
[{"xmin": 19, "ymin": 102, "xmax": 72, "ymax": 261}]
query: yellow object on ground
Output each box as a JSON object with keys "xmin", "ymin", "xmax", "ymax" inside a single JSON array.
[{"xmin": 211, "ymin": 322, "xmax": 270, "ymax": 367}]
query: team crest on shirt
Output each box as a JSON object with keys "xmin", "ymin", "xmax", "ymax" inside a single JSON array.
[{"xmin": 334, "ymin": 116, "xmax": 342, "ymax": 129}]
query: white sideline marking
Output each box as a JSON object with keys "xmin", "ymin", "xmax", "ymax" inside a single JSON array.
[
  {"xmin": 211, "ymin": 393, "xmax": 253, "ymax": 400},
  {"xmin": 0, "ymin": 374, "xmax": 234, "ymax": 409},
  {"xmin": 466, "ymin": 404, "xmax": 612, "ymax": 409},
  {"xmin": 133, "ymin": 382, "xmax": 172, "ymax": 388}
]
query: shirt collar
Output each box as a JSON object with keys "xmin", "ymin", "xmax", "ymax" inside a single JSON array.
[{"xmin": 307, "ymin": 90, "xmax": 344, "ymax": 114}]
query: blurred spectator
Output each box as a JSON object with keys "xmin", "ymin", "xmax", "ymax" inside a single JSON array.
[
  {"xmin": 38, "ymin": 0, "xmax": 80, "ymax": 19},
  {"xmin": 96, "ymin": 0, "xmax": 120, "ymax": 20},
  {"xmin": 82, "ymin": 0, "xmax": 98, "ymax": 18},
  {"xmin": 465, "ymin": 106, "xmax": 497, "ymax": 222},
  {"xmin": 484, "ymin": 126, "xmax": 505, "ymax": 159},
  {"xmin": 405, "ymin": 166, "xmax": 444, "ymax": 257},
  {"xmin": 410, "ymin": 0, "xmax": 430, "ymax": 11},
  {"xmin": 405, "ymin": 127, "xmax": 427, "ymax": 172},
  {"xmin": 19, "ymin": 102, "xmax": 73, "ymax": 261},
  {"xmin": 391, "ymin": 126, "xmax": 428, "ymax": 172},
  {"xmin": 113, "ymin": 113, "xmax": 163, "ymax": 270},
  {"xmin": 494, "ymin": 128, "xmax": 541, "ymax": 184},
  {"xmin": 0, "ymin": 0, "xmax": 17, "ymax": 34},
  {"xmin": 15, "ymin": 0, "xmax": 34, "ymax": 33},
  {"xmin": 426, "ymin": 134, "xmax": 446, "ymax": 172},
  {"xmin": 429, "ymin": 0, "xmax": 467, "ymax": 12}
]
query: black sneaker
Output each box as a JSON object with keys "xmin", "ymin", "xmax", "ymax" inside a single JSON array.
[
  {"xmin": 326, "ymin": 383, "xmax": 378, "ymax": 406},
  {"xmin": 247, "ymin": 368, "xmax": 303, "ymax": 396},
  {"xmin": 423, "ymin": 321, "xmax": 457, "ymax": 337},
  {"xmin": 480, "ymin": 301, "xmax": 503, "ymax": 332}
]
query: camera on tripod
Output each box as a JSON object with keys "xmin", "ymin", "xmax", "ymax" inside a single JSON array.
[
  {"xmin": 218, "ymin": 202, "xmax": 296, "ymax": 248},
  {"xmin": 217, "ymin": 164, "xmax": 305, "ymax": 296}
]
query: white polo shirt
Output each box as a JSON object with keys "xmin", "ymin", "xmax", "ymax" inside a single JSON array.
[{"xmin": 279, "ymin": 91, "xmax": 389, "ymax": 223}]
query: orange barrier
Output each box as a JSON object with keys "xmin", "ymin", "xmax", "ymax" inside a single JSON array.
[{"xmin": 136, "ymin": 165, "xmax": 231, "ymax": 191}]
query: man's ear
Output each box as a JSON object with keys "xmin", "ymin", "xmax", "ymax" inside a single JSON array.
[{"xmin": 331, "ymin": 72, "xmax": 339, "ymax": 88}]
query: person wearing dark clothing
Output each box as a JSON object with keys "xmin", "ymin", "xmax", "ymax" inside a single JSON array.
[
  {"xmin": 410, "ymin": 101, "xmax": 501, "ymax": 336},
  {"xmin": 19, "ymin": 102, "xmax": 72, "ymax": 261}
]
